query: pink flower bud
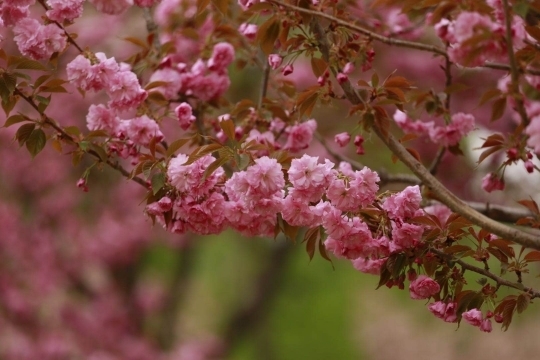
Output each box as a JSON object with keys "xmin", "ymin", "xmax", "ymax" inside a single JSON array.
[
  {"xmin": 239, "ymin": 23, "xmax": 258, "ymax": 41},
  {"xmin": 77, "ymin": 178, "xmax": 89, "ymax": 192},
  {"xmin": 282, "ymin": 64, "xmax": 294, "ymax": 76},
  {"xmin": 481, "ymin": 173, "xmax": 504, "ymax": 192},
  {"xmin": 525, "ymin": 160, "xmax": 534, "ymax": 173},
  {"xmin": 334, "ymin": 132, "xmax": 351, "ymax": 147},
  {"xmin": 343, "ymin": 62, "xmax": 355, "ymax": 74},
  {"xmin": 337, "ymin": 72, "xmax": 348, "ymax": 84},
  {"xmin": 317, "ymin": 76, "xmax": 326, "ymax": 86},
  {"xmin": 268, "ymin": 54, "xmax": 282, "ymax": 70},
  {"xmin": 175, "ymin": 102, "xmax": 196, "ymax": 130},
  {"xmin": 506, "ymin": 147, "xmax": 518, "ymax": 160},
  {"xmin": 354, "ymin": 135, "xmax": 365, "ymax": 155},
  {"xmin": 480, "ymin": 318, "xmax": 492, "ymax": 333}
]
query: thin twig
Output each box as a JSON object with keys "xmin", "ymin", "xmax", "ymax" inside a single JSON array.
[
  {"xmin": 258, "ymin": 60, "xmax": 271, "ymax": 109},
  {"xmin": 429, "ymin": 147, "xmax": 446, "ymax": 175},
  {"xmin": 430, "ymin": 248, "xmax": 540, "ymax": 299},
  {"xmin": 425, "ymin": 200, "xmax": 536, "ymax": 224},
  {"xmin": 37, "ymin": 0, "xmax": 84, "ymax": 53},
  {"xmin": 269, "ymin": 0, "xmax": 540, "ymax": 76},
  {"xmin": 14, "ymin": 88, "xmax": 148, "ymax": 188},
  {"xmin": 268, "ymin": 0, "xmax": 447, "ymax": 56}
]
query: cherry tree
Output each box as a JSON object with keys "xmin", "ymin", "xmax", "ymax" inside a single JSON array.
[{"xmin": 1, "ymin": 0, "xmax": 540, "ymax": 357}]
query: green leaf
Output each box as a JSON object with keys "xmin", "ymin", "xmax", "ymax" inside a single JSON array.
[
  {"xmin": 151, "ymin": 172, "xmax": 166, "ymax": 195},
  {"xmin": 88, "ymin": 143, "xmax": 108, "ymax": 162},
  {"xmin": 25, "ymin": 128, "xmax": 46, "ymax": 157},
  {"xmin": 166, "ymin": 137, "xmax": 192, "ymax": 158},
  {"xmin": 14, "ymin": 58, "xmax": 48, "ymax": 71},
  {"xmin": 16, "ymin": 123, "xmax": 36, "ymax": 146},
  {"xmin": 3, "ymin": 114, "xmax": 27, "ymax": 128}
]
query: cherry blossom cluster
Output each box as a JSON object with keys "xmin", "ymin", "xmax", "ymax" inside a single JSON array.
[
  {"xmin": 393, "ymin": 110, "xmax": 476, "ymax": 148},
  {"xmin": 434, "ymin": 0, "xmax": 526, "ymax": 67}
]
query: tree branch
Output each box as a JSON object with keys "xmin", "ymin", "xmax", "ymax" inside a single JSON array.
[
  {"xmin": 269, "ymin": 0, "xmax": 540, "ymax": 76},
  {"xmin": 310, "ymin": 21, "xmax": 540, "ymax": 250},
  {"xmin": 430, "ymin": 248, "xmax": 540, "ymax": 299},
  {"xmin": 14, "ymin": 88, "xmax": 149, "ymax": 188}
]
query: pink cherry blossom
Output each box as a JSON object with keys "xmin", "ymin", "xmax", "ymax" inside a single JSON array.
[
  {"xmin": 168, "ymin": 154, "xmax": 224, "ymax": 197},
  {"xmin": 86, "ymin": 104, "xmax": 120, "ymax": 134},
  {"xmin": 0, "ymin": 3, "xmax": 30, "ymax": 26},
  {"xmin": 334, "ymin": 132, "xmax": 351, "ymax": 147},
  {"xmin": 207, "ymin": 42, "xmax": 235, "ymax": 72},
  {"xmin": 428, "ymin": 113, "xmax": 475, "ymax": 147},
  {"xmin": 148, "ymin": 68, "xmax": 183, "ymax": 99},
  {"xmin": 481, "ymin": 173, "xmax": 505, "ymax": 192},
  {"xmin": 409, "ymin": 275, "xmax": 440, "ymax": 300},
  {"xmin": 245, "ymin": 156, "xmax": 285, "ymax": 197},
  {"xmin": 13, "ymin": 18, "xmax": 66, "ymax": 60},
  {"xmin": 288, "ymin": 155, "xmax": 335, "ymax": 202},
  {"xmin": 282, "ymin": 64, "xmax": 294, "ymax": 76},
  {"xmin": 239, "ymin": 23, "xmax": 257, "ymax": 41},
  {"xmin": 284, "ymin": 119, "xmax": 317, "ymax": 152},
  {"xmin": 428, "ymin": 301, "xmax": 457, "ymax": 322},
  {"xmin": 106, "ymin": 69, "xmax": 148, "ymax": 111},
  {"xmin": 343, "ymin": 62, "xmax": 355, "ymax": 74},
  {"xmin": 134, "ymin": 0, "xmax": 160, "ymax": 6},
  {"xmin": 66, "ymin": 53, "xmax": 120, "ymax": 92},
  {"xmin": 88, "ymin": 0, "xmax": 133, "ymax": 15},
  {"xmin": 462, "ymin": 308, "xmax": 483, "ymax": 327},
  {"xmin": 382, "ymin": 185, "xmax": 422, "ymax": 220},
  {"xmin": 121, "ymin": 115, "xmax": 164, "ymax": 147},
  {"xmin": 391, "ymin": 223, "xmax": 423, "ymax": 252},
  {"xmin": 268, "ymin": 54, "xmax": 283, "ymax": 69},
  {"xmin": 352, "ymin": 257, "xmax": 385, "ymax": 275},
  {"xmin": 146, "ymin": 197, "xmax": 173, "ymax": 216},
  {"xmin": 175, "ymin": 102, "xmax": 196, "ymax": 130},
  {"xmin": 46, "ymin": 0, "xmax": 84, "ymax": 22},
  {"xmin": 480, "ymin": 318, "xmax": 493, "ymax": 332}
]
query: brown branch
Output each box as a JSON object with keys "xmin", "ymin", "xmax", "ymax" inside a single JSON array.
[
  {"xmin": 142, "ymin": 7, "xmax": 162, "ymax": 53},
  {"xmin": 269, "ymin": 0, "xmax": 540, "ymax": 76},
  {"xmin": 428, "ymin": 147, "xmax": 446, "ymax": 175},
  {"xmin": 484, "ymin": 62, "xmax": 540, "ymax": 76},
  {"xmin": 269, "ymin": 0, "xmax": 447, "ymax": 56},
  {"xmin": 310, "ymin": 21, "xmax": 540, "ymax": 250},
  {"xmin": 430, "ymin": 248, "xmax": 540, "ymax": 299},
  {"xmin": 258, "ymin": 60, "xmax": 271, "ymax": 109},
  {"xmin": 425, "ymin": 200, "xmax": 536, "ymax": 224}
]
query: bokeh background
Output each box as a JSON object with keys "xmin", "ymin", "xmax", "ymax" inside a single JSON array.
[{"xmin": 1, "ymin": 1, "xmax": 540, "ymax": 359}]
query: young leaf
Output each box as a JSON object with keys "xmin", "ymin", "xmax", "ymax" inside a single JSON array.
[
  {"xmin": 16, "ymin": 123, "xmax": 36, "ymax": 146},
  {"xmin": 25, "ymin": 128, "xmax": 46, "ymax": 158}
]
